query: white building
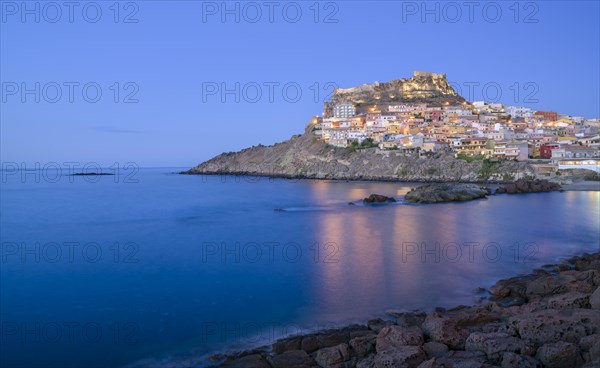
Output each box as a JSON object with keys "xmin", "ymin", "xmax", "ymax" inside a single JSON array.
[
  {"xmin": 552, "ymin": 146, "xmax": 600, "ymax": 172},
  {"xmin": 505, "ymin": 106, "xmax": 534, "ymax": 118},
  {"xmin": 333, "ymin": 103, "xmax": 356, "ymax": 118}
]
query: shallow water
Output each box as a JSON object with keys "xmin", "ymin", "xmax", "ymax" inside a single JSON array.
[{"xmin": 1, "ymin": 168, "xmax": 599, "ymax": 367}]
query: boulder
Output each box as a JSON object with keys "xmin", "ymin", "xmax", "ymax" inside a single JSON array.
[
  {"xmin": 394, "ymin": 311, "xmax": 427, "ymax": 328},
  {"xmin": 220, "ymin": 354, "xmax": 271, "ymax": 368},
  {"xmin": 349, "ymin": 334, "xmax": 376, "ymax": 357},
  {"xmin": 404, "ymin": 183, "xmax": 490, "ymax": 203},
  {"xmin": 464, "ymin": 332, "xmax": 528, "ymax": 360},
  {"xmin": 268, "ymin": 350, "xmax": 315, "ymax": 368},
  {"xmin": 418, "ymin": 350, "xmax": 487, "ymax": 368},
  {"xmin": 590, "ymin": 287, "xmax": 600, "ymax": 309},
  {"xmin": 374, "ymin": 345, "xmax": 426, "ymax": 368},
  {"xmin": 367, "ymin": 318, "xmax": 395, "ymax": 333},
  {"xmin": 580, "ymin": 334, "xmax": 600, "ymax": 352},
  {"xmin": 536, "ymin": 341, "xmax": 582, "ymax": 368},
  {"xmin": 421, "ymin": 316, "xmax": 468, "ymax": 349},
  {"xmin": 376, "ymin": 325, "xmax": 424, "ymax": 352},
  {"xmin": 500, "ymin": 352, "xmax": 539, "ymax": 368},
  {"xmin": 314, "ymin": 343, "xmax": 350, "ymax": 367},
  {"xmin": 423, "ymin": 342, "xmax": 448, "ymax": 358},
  {"xmin": 356, "ymin": 354, "xmax": 375, "ymax": 368},
  {"xmin": 363, "ymin": 194, "xmax": 396, "ymax": 204},
  {"xmin": 508, "ymin": 309, "xmax": 600, "ymax": 345},
  {"xmin": 272, "ymin": 337, "xmax": 302, "ymax": 354},
  {"xmin": 525, "ymin": 275, "xmax": 567, "ymax": 298},
  {"xmin": 547, "ymin": 291, "xmax": 590, "ymax": 309}
]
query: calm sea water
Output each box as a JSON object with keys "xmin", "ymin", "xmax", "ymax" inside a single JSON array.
[{"xmin": 1, "ymin": 168, "xmax": 599, "ymax": 368}]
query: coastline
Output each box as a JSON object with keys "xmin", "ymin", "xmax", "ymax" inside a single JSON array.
[
  {"xmin": 206, "ymin": 252, "xmax": 600, "ymax": 368},
  {"xmin": 561, "ymin": 181, "xmax": 600, "ymax": 191},
  {"xmin": 182, "ymin": 171, "xmax": 600, "ymax": 192}
]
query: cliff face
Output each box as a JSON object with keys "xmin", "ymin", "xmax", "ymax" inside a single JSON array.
[
  {"xmin": 183, "ymin": 125, "xmax": 535, "ymax": 183},
  {"xmin": 329, "ymin": 71, "xmax": 465, "ymax": 106}
]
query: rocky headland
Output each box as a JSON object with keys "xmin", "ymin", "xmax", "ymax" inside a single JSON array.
[
  {"xmin": 210, "ymin": 252, "xmax": 600, "ymax": 368},
  {"xmin": 182, "ymin": 123, "xmax": 547, "ymax": 184},
  {"xmin": 182, "ymin": 72, "xmax": 596, "ymax": 186}
]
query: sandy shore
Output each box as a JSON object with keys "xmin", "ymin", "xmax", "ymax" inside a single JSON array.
[{"xmin": 210, "ymin": 252, "xmax": 600, "ymax": 368}]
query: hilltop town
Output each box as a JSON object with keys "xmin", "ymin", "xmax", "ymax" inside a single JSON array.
[
  {"xmin": 314, "ymin": 71, "xmax": 600, "ymax": 173},
  {"xmin": 185, "ymin": 72, "xmax": 599, "ymax": 182}
]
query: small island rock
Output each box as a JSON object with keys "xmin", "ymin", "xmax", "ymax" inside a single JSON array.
[
  {"xmin": 363, "ymin": 194, "xmax": 397, "ymax": 204},
  {"xmin": 404, "ymin": 183, "xmax": 490, "ymax": 203}
]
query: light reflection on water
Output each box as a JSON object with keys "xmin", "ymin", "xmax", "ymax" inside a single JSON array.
[{"xmin": 1, "ymin": 170, "xmax": 598, "ymax": 368}]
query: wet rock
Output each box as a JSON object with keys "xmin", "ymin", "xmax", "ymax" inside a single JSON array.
[
  {"xmin": 465, "ymin": 332, "xmax": 527, "ymax": 360},
  {"xmin": 220, "ymin": 354, "xmax": 270, "ymax": 368},
  {"xmin": 367, "ymin": 318, "xmax": 395, "ymax": 333},
  {"xmin": 349, "ymin": 334, "xmax": 376, "ymax": 358},
  {"xmin": 356, "ymin": 354, "xmax": 375, "ymax": 368},
  {"xmin": 500, "ymin": 352, "xmax": 539, "ymax": 368},
  {"xmin": 508, "ymin": 308, "xmax": 600, "ymax": 345},
  {"xmin": 423, "ymin": 341, "xmax": 448, "ymax": 358},
  {"xmin": 444, "ymin": 305, "xmax": 502, "ymax": 328},
  {"xmin": 547, "ymin": 291, "xmax": 590, "ymax": 309},
  {"xmin": 314, "ymin": 343, "xmax": 350, "ymax": 367},
  {"xmin": 536, "ymin": 341, "xmax": 582, "ymax": 368},
  {"xmin": 395, "ymin": 311, "xmax": 427, "ymax": 328},
  {"xmin": 363, "ymin": 194, "xmax": 396, "ymax": 204},
  {"xmin": 569, "ymin": 253, "xmax": 600, "ymax": 272},
  {"xmin": 422, "ymin": 350, "xmax": 488, "ymax": 368},
  {"xmin": 268, "ymin": 350, "xmax": 315, "ymax": 368},
  {"xmin": 416, "ymin": 358, "xmax": 435, "ymax": 368},
  {"xmin": 404, "ymin": 183, "xmax": 490, "ymax": 203},
  {"xmin": 373, "ymin": 345, "xmax": 426, "ymax": 368},
  {"xmin": 300, "ymin": 336, "xmax": 320, "ymax": 353},
  {"xmin": 495, "ymin": 179, "xmax": 561, "ymax": 194},
  {"xmin": 590, "ymin": 287, "xmax": 600, "ymax": 309},
  {"xmin": 421, "ymin": 316, "xmax": 468, "ymax": 350},
  {"xmin": 580, "ymin": 334, "xmax": 600, "ymax": 352},
  {"xmin": 376, "ymin": 325, "xmax": 424, "ymax": 353},
  {"xmin": 488, "ymin": 275, "xmax": 534, "ymax": 306},
  {"xmin": 525, "ymin": 275, "xmax": 567, "ymax": 298},
  {"xmin": 588, "ymin": 339, "xmax": 600, "ymax": 364},
  {"xmin": 273, "ymin": 337, "xmax": 302, "ymax": 354},
  {"xmin": 559, "ymin": 270, "xmax": 599, "ymax": 293}
]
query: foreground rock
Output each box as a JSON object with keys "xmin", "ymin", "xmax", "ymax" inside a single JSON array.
[
  {"xmin": 362, "ymin": 194, "xmax": 397, "ymax": 204},
  {"xmin": 496, "ymin": 178, "xmax": 561, "ymax": 194},
  {"xmin": 211, "ymin": 252, "xmax": 600, "ymax": 368},
  {"xmin": 404, "ymin": 183, "xmax": 491, "ymax": 203}
]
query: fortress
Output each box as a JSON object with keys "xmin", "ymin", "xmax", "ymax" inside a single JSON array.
[
  {"xmin": 412, "ymin": 71, "xmax": 447, "ymax": 79},
  {"xmin": 323, "ymin": 71, "xmax": 465, "ymax": 117}
]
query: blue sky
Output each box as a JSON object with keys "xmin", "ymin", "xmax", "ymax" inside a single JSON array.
[{"xmin": 1, "ymin": 0, "xmax": 599, "ymax": 167}]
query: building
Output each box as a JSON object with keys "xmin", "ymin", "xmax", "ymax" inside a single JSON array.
[
  {"xmin": 534, "ymin": 111, "xmax": 558, "ymax": 122},
  {"xmin": 540, "ymin": 143, "xmax": 560, "ymax": 159},
  {"xmin": 552, "ymin": 146, "xmax": 600, "ymax": 172},
  {"xmin": 505, "ymin": 106, "xmax": 534, "ymax": 118},
  {"xmin": 333, "ymin": 103, "xmax": 356, "ymax": 118},
  {"xmin": 453, "ymin": 138, "xmax": 490, "ymax": 157}
]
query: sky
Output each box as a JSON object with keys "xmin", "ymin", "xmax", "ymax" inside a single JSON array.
[{"xmin": 1, "ymin": 0, "xmax": 599, "ymax": 167}]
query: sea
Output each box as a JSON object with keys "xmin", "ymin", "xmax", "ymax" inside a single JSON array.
[{"xmin": 1, "ymin": 167, "xmax": 599, "ymax": 367}]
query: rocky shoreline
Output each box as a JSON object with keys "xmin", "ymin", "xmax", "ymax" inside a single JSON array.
[
  {"xmin": 209, "ymin": 252, "xmax": 600, "ymax": 368},
  {"xmin": 182, "ymin": 130, "xmax": 599, "ymax": 188}
]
